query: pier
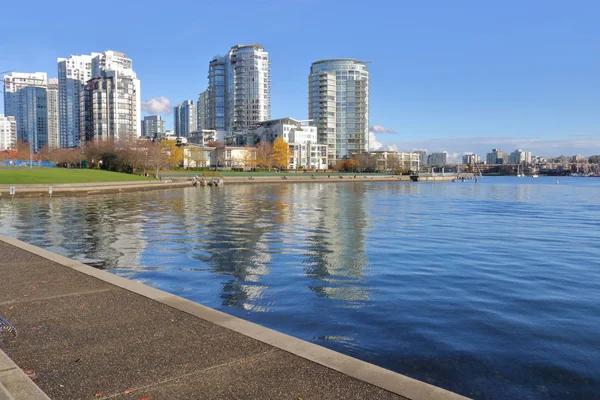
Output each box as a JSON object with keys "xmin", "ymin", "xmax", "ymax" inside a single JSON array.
[{"xmin": 0, "ymin": 236, "xmax": 467, "ymax": 400}]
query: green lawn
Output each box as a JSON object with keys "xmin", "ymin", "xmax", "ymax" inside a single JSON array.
[{"xmin": 0, "ymin": 168, "xmax": 153, "ymax": 184}]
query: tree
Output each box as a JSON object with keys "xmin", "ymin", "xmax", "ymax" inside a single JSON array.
[
  {"xmin": 241, "ymin": 145, "xmax": 257, "ymax": 170},
  {"xmin": 188, "ymin": 147, "xmax": 209, "ymax": 168},
  {"xmin": 256, "ymin": 141, "xmax": 273, "ymax": 170},
  {"xmin": 272, "ymin": 137, "xmax": 290, "ymax": 170},
  {"xmin": 589, "ymin": 155, "xmax": 600, "ymax": 164}
]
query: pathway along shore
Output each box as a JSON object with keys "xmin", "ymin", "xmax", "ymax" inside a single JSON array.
[
  {"xmin": 0, "ymin": 174, "xmax": 412, "ymax": 198},
  {"xmin": 0, "ymin": 236, "xmax": 468, "ymax": 400}
]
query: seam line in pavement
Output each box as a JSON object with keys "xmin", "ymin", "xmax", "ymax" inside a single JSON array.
[
  {"xmin": 0, "ymin": 288, "xmax": 113, "ymax": 307},
  {"xmin": 101, "ymin": 348, "xmax": 278, "ymax": 399}
]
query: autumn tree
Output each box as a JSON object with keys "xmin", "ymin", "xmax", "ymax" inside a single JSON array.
[
  {"xmin": 255, "ymin": 141, "xmax": 273, "ymax": 171},
  {"xmin": 272, "ymin": 137, "xmax": 290, "ymax": 170},
  {"xmin": 241, "ymin": 145, "xmax": 257, "ymax": 170},
  {"xmin": 188, "ymin": 147, "xmax": 209, "ymax": 169}
]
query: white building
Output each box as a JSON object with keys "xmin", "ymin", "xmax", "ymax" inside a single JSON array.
[
  {"xmin": 188, "ymin": 129, "xmax": 217, "ymax": 146},
  {"xmin": 206, "ymin": 44, "xmax": 270, "ymax": 136},
  {"xmin": 509, "ymin": 149, "xmax": 532, "ymax": 164},
  {"xmin": 174, "ymin": 100, "xmax": 197, "ymax": 137},
  {"xmin": 462, "ymin": 153, "xmax": 481, "ymax": 165},
  {"xmin": 58, "ymin": 53, "xmax": 99, "ymax": 148},
  {"xmin": 0, "ymin": 115, "xmax": 17, "ymax": 151},
  {"xmin": 80, "ymin": 51, "xmax": 141, "ymax": 142},
  {"xmin": 46, "ymin": 78, "xmax": 60, "ymax": 149},
  {"xmin": 309, "ymin": 59, "xmax": 369, "ymax": 164},
  {"xmin": 211, "ymin": 146, "xmax": 256, "ymax": 169},
  {"xmin": 352, "ymin": 151, "xmax": 420, "ymax": 171},
  {"xmin": 428, "ymin": 152, "xmax": 448, "ymax": 165},
  {"xmin": 226, "ymin": 117, "xmax": 327, "ymax": 170}
]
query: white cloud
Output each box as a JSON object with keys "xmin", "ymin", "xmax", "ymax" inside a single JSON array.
[
  {"xmin": 141, "ymin": 96, "xmax": 172, "ymax": 114},
  {"xmin": 370, "ymin": 124, "xmax": 396, "ymax": 134},
  {"xmin": 369, "ymin": 132, "xmax": 383, "ymax": 150},
  {"xmin": 369, "ymin": 132, "xmax": 400, "ymax": 151}
]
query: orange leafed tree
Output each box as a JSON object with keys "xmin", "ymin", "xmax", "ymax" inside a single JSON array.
[{"xmin": 272, "ymin": 137, "xmax": 290, "ymax": 170}]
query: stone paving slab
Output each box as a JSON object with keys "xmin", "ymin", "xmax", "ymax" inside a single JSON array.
[{"xmin": 0, "ymin": 236, "xmax": 469, "ymax": 400}]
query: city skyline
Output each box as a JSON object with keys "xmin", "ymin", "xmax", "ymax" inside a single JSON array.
[{"xmin": 1, "ymin": 0, "xmax": 599, "ymax": 157}]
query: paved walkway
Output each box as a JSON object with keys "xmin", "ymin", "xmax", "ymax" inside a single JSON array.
[
  {"xmin": 0, "ymin": 237, "xmax": 467, "ymax": 400},
  {"xmin": 0, "ymin": 175, "xmax": 410, "ymax": 197}
]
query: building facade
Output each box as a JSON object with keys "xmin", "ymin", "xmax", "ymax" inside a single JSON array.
[
  {"xmin": 414, "ymin": 150, "xmax": 428, "ymax": 166},
  {"xmin": 309, "ymin": 59, "xmax": 369, "ymax": 165},
  {"xmin": 80, "ymin": 51, "xmax": 141, "ymax": 143},
  {"xmin": 351, "ymin": 151, "xmax": 420, "ymax": 172},
  {"xmin": 206, "ymin": 44, "xmax": 270, "ymax": 137},
  {"xmin": 197, "ymin": 90, "xmax": 208, "ymax": 131},
  {"xmin": 0, "ymin": 115, "xmax": 17, "ymax": 151},
  {"xmin": 509, "ymin": 149, "xmax": 532, "ymax": 164},
  {"xmin": 211, "ymin": 146, "xmax": 256, "ymax": 169},
  {"xmin": 428, "ymin": 152, "xmax": 448, "ymax": 165},
  {"xmin": 462, "ymin": 154, "xmax": 482, "ymax": 165},
  {"xmin": 173, "ymin": 100, "xmax": 197, "ymax": 137},
  {"xmin": 3, "ymin": 72, "xmax": 48, "ymax": 152},
  {"xmin": 188, "ymin": 129, "xmax": 217, "ymax": 146},
  {"xmin": 46, "ymin": 78, "xmax": 60, "ymax": 149},
  {"xmin": 58, "ymin": 53, "xmax": 98, "ymax": 148},
  {"xmin": 141, "ymin": 115, "xmax": 165, "ymax": 138},
  {"xmin": 225, "ymin": 117, "xmax": 327, "ymax": 170}
]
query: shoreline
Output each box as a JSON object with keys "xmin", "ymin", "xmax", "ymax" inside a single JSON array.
[
  {"xmin": 0, "ymin": 236, "xmax": 468, "ymax": 400},
  {"xmin": 0, "ymin": 175, "xmax": 412, "ymax": 197}
]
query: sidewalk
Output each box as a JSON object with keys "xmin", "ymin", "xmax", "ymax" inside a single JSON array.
[{"xmin": 0, "ymin": 236, "xmax": 468, "ymax": 400}]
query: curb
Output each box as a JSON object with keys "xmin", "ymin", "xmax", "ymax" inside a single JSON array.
[
  {"xmin": 0, "ymin": 235, "xmax": 469, "ymax": 400},
  {"xmin": 0, "ymin": 349, "xmax": 50, "ymax": 400}
]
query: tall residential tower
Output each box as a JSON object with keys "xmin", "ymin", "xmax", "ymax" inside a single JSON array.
[
  {"xmin": 80, "ymin": 51, "xmax": 141, "ymax": 143},
  {"xmin": 173, "ymin": 100, "xmax": 196, "ymax": 137},
  {"xmin": 3, "ymin": 72, "xmax": 48, "ymax": 152},
  {"xmin": 309, "ymin": 59, "xmax": 369, "ymax": 164},
  {"xmin": 58, "ymin": 53, "xmax": 99, "ymax": 148},
  {"xmin": 206, "ymin": 44, "xmax": 270, "ymax": 139}
]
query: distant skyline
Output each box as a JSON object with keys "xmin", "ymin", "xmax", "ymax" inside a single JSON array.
[{"xmin": 1, "ymin": 0, "xmax": 599, "ymax": 157}]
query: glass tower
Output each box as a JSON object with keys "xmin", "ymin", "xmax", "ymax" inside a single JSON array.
[
  {"xmin": 206, "ymin": 44, "xmax": 270, "ymax": 136},
  {"xmin": 309, "ymin": 59, "xmax": 369, "ymax": 164},
  {"xmin": 3, "ymin": 72, "xmax": 48, "ymax": 152}
]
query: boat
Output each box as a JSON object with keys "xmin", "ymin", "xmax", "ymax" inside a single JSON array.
[{"xmin": 517, "ymin": 164, "xmax": 523, "ymax": 177}]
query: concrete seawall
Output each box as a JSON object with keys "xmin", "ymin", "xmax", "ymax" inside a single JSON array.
[
  {"xmin": 0, "ymin": 175, "xmax": 412, "ymax": 198},
  {"xmin": 0, "ymin": 236, "xmax": 469, "ymax": 400}
]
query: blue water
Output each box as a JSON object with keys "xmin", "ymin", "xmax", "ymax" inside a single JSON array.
[{"xmin": 1, "ymin": 177, "xmax": 599, "ymax": 399}]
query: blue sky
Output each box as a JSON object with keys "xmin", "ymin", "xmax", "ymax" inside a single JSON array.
[{"xmin": 1, "ymin": 0, "xmax": 599, "ymax": 158}]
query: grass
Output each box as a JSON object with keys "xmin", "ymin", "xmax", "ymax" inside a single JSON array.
[{"xmin": 0, "ymin": 168, "xmax": 154, "ymax": 184}]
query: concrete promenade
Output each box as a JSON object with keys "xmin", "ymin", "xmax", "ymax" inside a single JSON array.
[
  {"xmin": 0, "ymin": 236, "xmax": 468, "ymax": 400},
  {"xmin": 0, "ymin": 175, "xmax": 411, "ymax": 198}
]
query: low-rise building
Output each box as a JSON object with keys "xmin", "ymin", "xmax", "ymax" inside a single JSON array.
[
  {"xmin": 211, "ymin": 146, "xmax": 256, "ymax": 169},
  {"xmin": 188, "ymin": 129, "xmax": 217, "ymax": 146},
  {"xmin": 352, "ymin": 151, "xmax": 420, "ymax": 172},
  {"xmin": 226, "ymin": 117, "xmax": 327, "ymax": 170},
  {"xmin": 183, "ymin": 145, "xmax": 213, "ymax": 168}
]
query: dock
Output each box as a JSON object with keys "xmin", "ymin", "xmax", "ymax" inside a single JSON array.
[{"xmin": 0, "ymin": 236, "xmax": 468, "ymax": 400}]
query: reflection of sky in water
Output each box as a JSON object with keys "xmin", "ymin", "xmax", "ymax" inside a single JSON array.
[{"xmin": 1, "ymin": 177, "xmax": 600, "ymax": 400}]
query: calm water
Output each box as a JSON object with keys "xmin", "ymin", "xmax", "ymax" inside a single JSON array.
[{"xmin": 1, "ymin": 177, "xmax": 599, "ymax": 399}]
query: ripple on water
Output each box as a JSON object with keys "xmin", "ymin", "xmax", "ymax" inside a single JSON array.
[{"xmin": 0, "ymin": 178, "xmax": 599, "ymax": 399}]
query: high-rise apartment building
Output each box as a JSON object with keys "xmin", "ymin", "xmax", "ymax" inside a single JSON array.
[
  {"xmin": 206, "ymin": 44, "xmax": 270, "ymax": 137},
  {"xmin": 46, "ymin": 78, "xmax": 60, "ymax": 149},
  {"xmin": 462, "ymin": 154, "xmax": 482, "ymax": 165},
  {"xmin": 309, "ymin": 59, "xmax": 369, "ymax": 164},
  {"xmin": 3, "ymin": 72, "xmax": 48, "ymax": 152},
  {"xmin": 141, "ymin": 115, "xmax": 165, "ymax": 138},
  {"xmin": 57, "ymin": 53, "xmax": 99, "ymax": 148},
  {"xmin": 428, "ymin": 152, "xmax": 448, "ymax": 165},
  {"xmin": 173, "ymin": 100, "xmax": 197, "ymax": 137},
  {"xmin": 414, "ymin": 150, "xmax": 428, "ymax": 166},
  {"xmin": 197, "ymin": 90, "xmax": 208, "ymax": 131},
  {"xmin": 509, "ymin": 149, "xmax": 532, "ymax": 164},
  {"xmin": 0, "ymin": 115, "xmax": 17, "ymax": 151},
  {"xmin": 80, "ymin": 51, "xmax": 141, "ymax": 143}
]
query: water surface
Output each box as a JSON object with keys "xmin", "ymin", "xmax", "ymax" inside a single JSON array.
[{"xmin": 1, "ymin": 177, "xmax": 599, "ymax": 399}]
